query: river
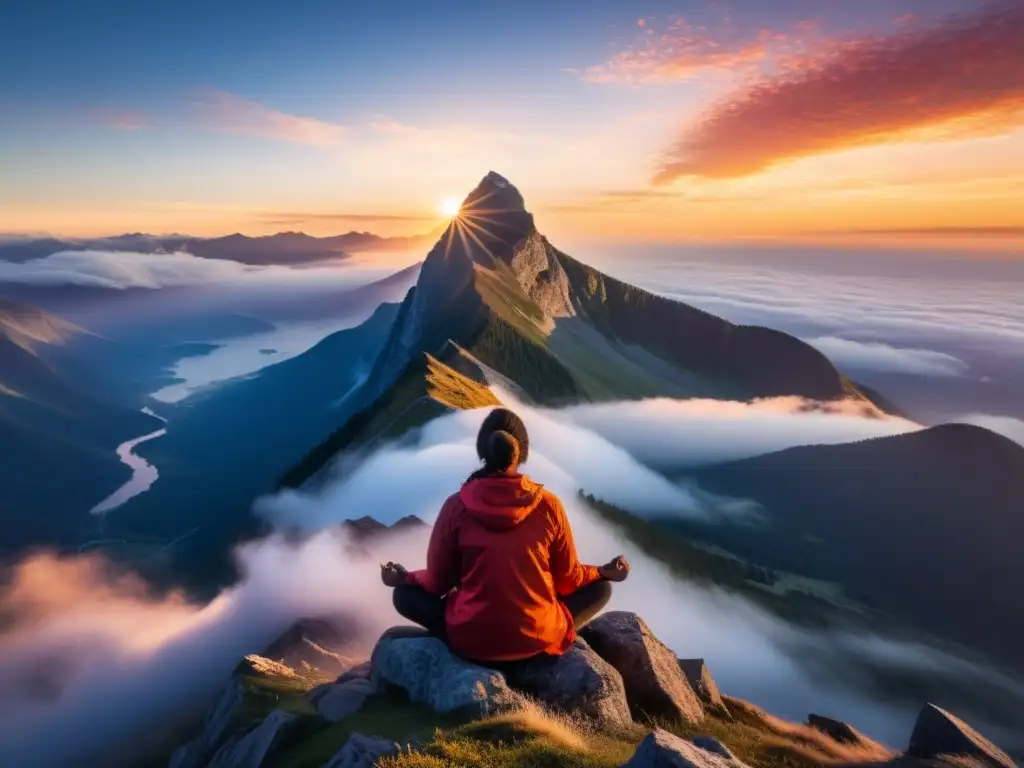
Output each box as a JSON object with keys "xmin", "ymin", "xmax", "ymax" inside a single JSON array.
[{"xmin": 89, "ymin": 408, "xmax": 167, "ymax": 515}]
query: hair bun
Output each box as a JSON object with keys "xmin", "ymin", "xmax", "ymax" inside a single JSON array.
[{"xmin": 486, "ymin": 430, "xmax": 520, "ymax": 470}]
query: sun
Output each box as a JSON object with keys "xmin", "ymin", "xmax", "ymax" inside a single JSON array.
[{"xmin": 439, "ymin": 197, "xmax": 462, "ymax": 218}]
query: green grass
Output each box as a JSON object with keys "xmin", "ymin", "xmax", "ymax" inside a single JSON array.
[
  {"xmin": 376, "ymin": 700, "xmax": 890, "ymax": 768},
  {"xmin": 268, "ymin": 690, "xmax": 467, "ymax": 768}
]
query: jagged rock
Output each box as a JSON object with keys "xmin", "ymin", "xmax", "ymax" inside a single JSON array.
[
  {"xmin": 624, "ymin": 729, "xmax": 750, "ymax": 767},
  {"xmin": 808, "ymin": 713, "xmax": 868, "ymax": 746},
  {"xmin": 169, "ymin": 679, "xmax": 245, "ymax": 768},
  {"xmin": 315, "ymin": 678, "xmax": 377, "ymax": 722},
  {"xmin": 690, "ymin": 736, "xmax": 735, "ymax": 760},
  {"xmin": 508, "ymin": 638, "xmax": 631, "ymax": 730},
  {"xmin": 262, "ymin": 618, "xmax": 356, "ymax": 680},
  {"xmin": 321, "ymin": 732, "xmax": 403, "ymax": 768},
  {"xmin": 371, "ymin": 627, "xmax": 515, "ymax": 716},
  {"xmin": 907, "ymin": 704, "xmax": 1016, "ymax": 768},
  {"xmin": 679, "ymin": 659, "xmax": 729, "ymax": 718},
  {"xmin": 336, "ymin": 661, "xmax": 372, "ymax": 684},
  {"xmin": 209, "ymin": 709, "xmax": 297, "ymax": 768},
  {"xmin": 581, "ymin": 612, "xmax": 703, "ymax": 725},
  {"xmin": 509, "ymin": 232, "xmax": 576, "ymax": 321}
]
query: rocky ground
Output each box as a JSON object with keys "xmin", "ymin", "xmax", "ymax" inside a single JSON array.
[{"xmin": 164, "ymin": 611, "xmax": 1018, "ymax": 768}]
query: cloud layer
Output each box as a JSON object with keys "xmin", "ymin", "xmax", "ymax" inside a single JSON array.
[
  {"xmin": 656, "ymin": 3, "xmax": 1024, "ymax": 181},
  {"xmin": 806, "ymin": 336, "xmax": 970, "ymax": 378},
  {"xmin": 0, "ymin": 249, "xmax": 376, "ymax": 290},
  {"xmin": 3, "ymin": 393, "xmax": 1022, "ymax": 765},
  {"xmin": 558, "ymin": 395, "xmax": 921, "ymax": 470}
]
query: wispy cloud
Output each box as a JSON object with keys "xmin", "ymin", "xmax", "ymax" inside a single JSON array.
[
  {"xmin": 546, "ymin": 188, "xmax": 696, "ymax": 213},
  {"xmin": 829, "ymin": 226, "xmax": 1024, "ymax": 239},
  {"xmin": 578, "ymin": 18, "xmax": 789, "ymax": 84},
  {"xmin": 256, "ymin": 211, "xmax": 437, "ymax": 226},
  {"xmin": 655, "ymin": 3, "xmax": 1024, "ymax": 182},
  {"xmin": 805, "ymin": 337, "xmax": 970, "ymax": 378},
  {"xmin": 192, "ymin": 90, "xmax": 346, "ymax": 147},
  {"xmin": 92, "ymin": 108, "xmax": 147, "ymax": 131}
]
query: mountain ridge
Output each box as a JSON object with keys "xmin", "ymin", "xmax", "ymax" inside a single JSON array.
[{"xmin": 284, "ymin": 171, "xmax": 882, "ymax": 485}]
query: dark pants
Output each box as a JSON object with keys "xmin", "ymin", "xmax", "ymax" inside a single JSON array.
[{"xmin": 392, "ymin": 579, "xmax": 613, "ymax": 651}]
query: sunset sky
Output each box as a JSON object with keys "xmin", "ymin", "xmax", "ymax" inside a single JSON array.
[{"xmin": 2, "ymin": 0, "xmax": 1022, "ymax": 245}]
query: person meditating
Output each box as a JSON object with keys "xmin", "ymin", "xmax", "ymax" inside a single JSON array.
[{"xmin": 380, "ymin": 407, "xmax": 630, "ymax": 664}]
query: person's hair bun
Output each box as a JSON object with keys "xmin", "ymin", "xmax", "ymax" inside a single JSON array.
[{"xmin": 485, "ymin": 430, "xmax": 520, "ymax": 471}]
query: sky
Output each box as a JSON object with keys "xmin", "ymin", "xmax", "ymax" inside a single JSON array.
[{"xmin": 2, "ymin": 0, "xmax": 1023, "ymax": 245}]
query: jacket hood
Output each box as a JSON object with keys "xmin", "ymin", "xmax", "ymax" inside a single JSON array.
[{"xmin": 460, "ymin": 474, "xmax": 544, "ymax": 531}]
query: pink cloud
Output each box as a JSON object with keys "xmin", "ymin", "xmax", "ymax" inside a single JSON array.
[
  {"xmin": 655, "ymin": 2, "xmax": 1024, "ymax": 182},
  {"xmin": 92, "ymin": 108, "xmax": 146, "ymax": 131},
  {"xmin": 581, "ymin": 19, "xmax": 793, "ymax": 84},
  {"xmin": 193, "ymin": 90, "xmax": 345, "ymax": 147}
]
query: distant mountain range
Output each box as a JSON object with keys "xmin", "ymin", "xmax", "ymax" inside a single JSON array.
[
  {"xmin": 285, "ymin": 171, "xmax": 881, "ymax": 487},
  {"xmin": 0, "ymin": 228, "xmax": 438, "ymax": 267}
]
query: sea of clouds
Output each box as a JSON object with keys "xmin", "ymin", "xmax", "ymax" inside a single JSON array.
[
  {"xmin": 0, "ymin": 249, "xmax": 396, "ymax": 291},
  {"xmin": 2, "ymin": 389, "xmax": 1023, "ymax": 766}
]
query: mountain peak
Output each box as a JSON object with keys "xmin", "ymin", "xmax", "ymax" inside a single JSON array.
[{"xmin": 460, "ymin": 171, "xmax": 528, "ymax": 220}]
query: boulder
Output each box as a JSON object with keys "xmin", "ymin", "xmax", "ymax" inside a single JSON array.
[
  {"xmin": 624, "ymin": 729, "xmax": 750, "ymax": 767},
  {"xmin": 508, "ymin": 638, "xmax": 631, "ymax": 730},
  {"xmin": 321, "ymin": 732, "xmax": 403, "ymax": 768},
  {"xmin": 314, "ymin": 678, "xmax": 377, "ymax": 722},
  {"xmin": 808, "ymin": 713, "xmax": 868, "ymax": 746},
  {"xmin": 581, "ymin": 612, "xmax": 703, "ymax": 725},
  {"xmin": 907, "ymin": 704, "xmax": 1016, "ymax": 768},
  {"xmin": 209, "ymin": 709, "xmax": 298, "ymax": 768},
  {"xmin": 690, "ymin": 736, "xmax": 736, "ymax": 760},
  {"xmin": 336, "ymin": 661, "xmax": 372, "ymax": 685},
  {"xmin": 169, "ymin": 679, "xmax": 245, "ymax": 768},
  {"xmin": 678, "ymin": 659, "xmax": 729, "ymax": 718},
  {"xmin": 371, "ymin": 627, "xmax": 515, "ymax": 716}
]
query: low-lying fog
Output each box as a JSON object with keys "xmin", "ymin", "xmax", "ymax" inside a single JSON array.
[{"xmin": 4, "ymin": 388, "xmax": 1019, "ymax": 767}]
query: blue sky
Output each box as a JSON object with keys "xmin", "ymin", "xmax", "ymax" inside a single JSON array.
[{"xmin": 2, "ymin": 0, "xmax": 1020, "ymax": 245}]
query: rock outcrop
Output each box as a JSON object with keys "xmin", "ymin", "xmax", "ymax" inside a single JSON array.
[
  {"xmin": 371, "ymin": 628, "xmax": 516, "ymax": 716},
  {"xmin": 679, "ymin": 659, "xmax": 729, "ymax": 718},
  {"xmin": 508, "ymin": 638, "xmax": 632, "ymax": 730},
  {"xmin": 313, "ymin": 677, "xmax": 377, "ymax": 722},
  {"xmin": 582, "ymin": 612, "xmax": 704, "ymax": 725},
  {"xmin": 624, "ymin": 728, "xmax": 750, "ymax": 767},
  {"xmin": 907, "ymin": 704, "xmax": 1016, "ymax": 768},
  {"xmin": 209, "ymin": 709, "xmax": 297, "ymax": 768},
  {"xmin": 808, "ymin": 713, "xmax": 869, "ymax": 746},
  {"xmin": 321, "ymin": 733, "xmax": 403, "ymax": 768},
  {"xmin": 169, "ymin": 679, "xmax": 245, "ymax": 768}
]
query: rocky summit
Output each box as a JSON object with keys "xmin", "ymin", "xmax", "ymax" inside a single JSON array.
[{"xmin": 165, "ymin": 609, "xmax": 1019, "ymax": 768}]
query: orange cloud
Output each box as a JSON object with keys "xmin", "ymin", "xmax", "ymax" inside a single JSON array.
[
  {"xmin": 581, "ymin": 19, "xmax": 788, "ymax": 84},
  {"xmin": 655, "ymin": 2, "xmax": 1024, "ymax": 182},
  {"xmin": 193, "ymin": 89, "xmax": 345, "ymax": 147}
]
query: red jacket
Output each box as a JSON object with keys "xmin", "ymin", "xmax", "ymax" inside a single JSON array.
[{"xmin": 405, "ymin": 474, "xmax": 601, "ymax": 662}]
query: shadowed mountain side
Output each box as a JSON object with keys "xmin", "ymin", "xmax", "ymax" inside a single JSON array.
[
  {"xmin": 284, "ymin": 171, "xmax": 882, "ymax": 485},
  {"xmin": 677, "ymin": 424, "xmax": 1024, "ymax": 672},
  {"xmin": 103, "ymin": 303, "xmax": 402, "ymax": 590},
  {"xmin": 0, "ymin": 301, "xmax": 164, "ymax": 555}
]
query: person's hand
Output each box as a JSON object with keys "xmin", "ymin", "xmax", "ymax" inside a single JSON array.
[
  {"xmin": 599, "ymin": 554, "xmax": 630, "ymax": 583},
  {"xmin": 380, "ymin": 561, "xmax": 408, "ymax": 588}
]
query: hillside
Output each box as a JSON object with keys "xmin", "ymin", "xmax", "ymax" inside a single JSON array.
[
  {"xmin": 103, "ymin": 303, "xmax": 406, "ymax": 589},
  {"xmin": 0, "ymin": 301, "xmax": 162, "ymax": 554},
  {"xmin": 676, "ymin": 424, "xmax": 1024, "ymax": 672},
  {"xmin": 284, "ymin": 171, "xmax": 874, "ymax": 485}
]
